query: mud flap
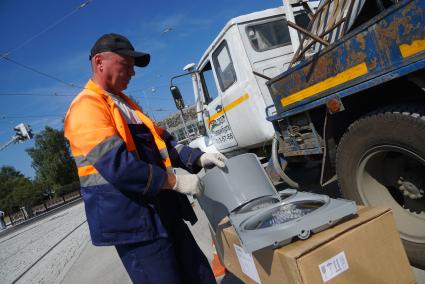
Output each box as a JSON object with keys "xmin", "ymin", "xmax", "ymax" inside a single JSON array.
[{"xmin": 321, "ymin": 112, "xmax": 337, "ymax": 186}]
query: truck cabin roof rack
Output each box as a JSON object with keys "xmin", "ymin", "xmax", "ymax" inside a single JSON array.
[{"xmin": 287, "ymin": 0, "xmax": 398, "ymax": 67}]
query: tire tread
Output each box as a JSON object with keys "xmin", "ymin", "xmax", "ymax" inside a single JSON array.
[{"xmin": 336, "ymin": 104, "xmax": 425, "ymax": 269}]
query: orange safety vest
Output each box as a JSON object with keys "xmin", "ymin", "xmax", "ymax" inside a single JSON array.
[{"xmin": 65, "ymin": 80, "xmax": 172, "ymax": 182}]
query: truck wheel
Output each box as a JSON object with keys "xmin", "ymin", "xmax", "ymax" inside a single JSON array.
[{"xmin": 336, "ymin": 106, "xmax": 425, "ymax": 269}]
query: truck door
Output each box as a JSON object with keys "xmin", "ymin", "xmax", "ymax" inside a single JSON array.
[{"xmin": 198, "ymin": 60, "xmax": 238, "ymax": 151}]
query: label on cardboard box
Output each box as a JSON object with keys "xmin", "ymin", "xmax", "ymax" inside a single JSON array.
[
  {"xmin": 233, "ymin": 244, "xmax": 262, "ymax": 284},
  {"xmin": 319, "ymin": 251, "xmax": 349, "ymax": 282}
]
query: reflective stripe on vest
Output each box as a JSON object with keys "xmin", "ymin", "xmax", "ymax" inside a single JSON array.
[
  {"xmin": 75, "ymin": 135, "xmax": 125, "ymax": 181},
  {"xmin": 71, "ymin": 80, "xmax": 172, "ymax": 190},
  {"xmin": 118, "ymin": 91, "xmax": 173, "ymax": 172}
]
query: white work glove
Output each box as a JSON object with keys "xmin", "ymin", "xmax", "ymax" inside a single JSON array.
[
  {"xmin": 197, "ymin": 152, "xmax": 227, "ymax": 169},
  {"xmin": 173, "ymin": 174, "xmax": 202, "ymax": 196}
]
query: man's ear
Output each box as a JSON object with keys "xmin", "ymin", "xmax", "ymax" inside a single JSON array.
[{"xmin": 93, "ymin": 54, "xmax": 103, "ymax": 71}]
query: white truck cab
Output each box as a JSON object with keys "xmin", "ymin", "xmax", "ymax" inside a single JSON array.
[{"xmin": 171, "ymin": 2, "xmax": 317, "ymax": 154}]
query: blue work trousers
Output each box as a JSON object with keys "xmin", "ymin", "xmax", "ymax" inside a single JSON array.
[{"xmin": 115, "ymin": 221, "xmax": 216, "ymax": 284}]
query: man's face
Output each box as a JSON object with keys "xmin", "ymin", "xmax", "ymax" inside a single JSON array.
[{"xmin": 100, "ymin": 52, "xmax": 135, "ymax": 94}]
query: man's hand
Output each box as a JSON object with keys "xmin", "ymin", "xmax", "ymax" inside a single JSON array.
[
  {"xmin": 197, "ymin": 152, "xmax": 227, "ymax": 169},
  {"xmin": 173, "ymin": 174, "xmax": 202, "ymax": 196}
]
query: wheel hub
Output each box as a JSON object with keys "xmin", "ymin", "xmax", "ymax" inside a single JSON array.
[
  {"xmin": 397, "ymin": 177, "xmax": 425, "ymax": 199},
  {"xmin": 356, "ymin": 145, "xmax": 425, "ymax": 243}
]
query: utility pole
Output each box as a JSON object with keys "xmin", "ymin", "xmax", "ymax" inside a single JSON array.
[
  {"xmin": 0, "ymin": 123, "xmax": 33, "ymax": 152},
  {"xmin": 0, "ymin": 138, "xmax": 17, "ymax": 152}
]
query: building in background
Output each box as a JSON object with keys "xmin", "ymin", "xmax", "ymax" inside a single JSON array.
[{"xmin": 157, "ymin": 105, "xmax": 201, "ymax": 144}]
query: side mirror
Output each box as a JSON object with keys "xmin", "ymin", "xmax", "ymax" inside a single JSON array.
[{"xmin": 170, "ymin": 85, "xmax": 185, "ymax": 110}]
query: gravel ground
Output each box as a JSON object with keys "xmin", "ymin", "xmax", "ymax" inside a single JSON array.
[{"xmin": 0, "ymin": 203, "xmax": 88, "ymax": 284}]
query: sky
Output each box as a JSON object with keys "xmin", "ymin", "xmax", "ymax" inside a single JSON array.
[{"xmin": 0, "ymin": 0, "xmax": 284, "ymax": 178}]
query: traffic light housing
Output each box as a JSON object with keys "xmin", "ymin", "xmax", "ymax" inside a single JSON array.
[{"xmin": 14, "ymin": 123, "xmax": 33, "ymax": 142}]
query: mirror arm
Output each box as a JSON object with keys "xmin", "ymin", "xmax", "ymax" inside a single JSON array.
[{"xmin": 170, "ymin": 71, "xmax": 198, "ymax": 87}]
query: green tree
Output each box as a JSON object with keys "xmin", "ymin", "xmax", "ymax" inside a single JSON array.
[
  {"xmin": 26, "ymin": 127, "xmax": 78, "ymax": 194},
  {"xmin": 0, "ymin": 166, "xmax": 41, "ymax": 212}
]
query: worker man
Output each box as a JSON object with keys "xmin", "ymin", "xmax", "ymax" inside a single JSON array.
[{"xmin": 64, "ymin": 33, "xmax": 226, "ymax": 284}]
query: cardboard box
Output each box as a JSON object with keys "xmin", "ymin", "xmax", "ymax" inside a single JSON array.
[{"xmin": 216, "ymin": 207, "xmax": 415, "ymax": 284}]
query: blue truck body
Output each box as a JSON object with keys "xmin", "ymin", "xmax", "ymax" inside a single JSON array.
[
  {"xmin": 267, "ymin": 0, "xmax": 425, "ymax": 121},
  {"xmin": 265, "ymin": 0, "xmax": 425, "ymax": 268}
]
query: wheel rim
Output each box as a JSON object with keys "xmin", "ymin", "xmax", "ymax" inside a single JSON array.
[{"xmin": 356, "ymin": 145, "xmax": 425, "ymax": 243}]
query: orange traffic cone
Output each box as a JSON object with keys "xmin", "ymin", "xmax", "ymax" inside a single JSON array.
[{"xmin": 211, "ymin": 240, "xmax": 226, "ymax": 277}]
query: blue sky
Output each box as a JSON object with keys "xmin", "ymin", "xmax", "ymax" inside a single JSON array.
[{"xmin": 0, "ymin": 0, "xmax": 283, "ymax": 178}]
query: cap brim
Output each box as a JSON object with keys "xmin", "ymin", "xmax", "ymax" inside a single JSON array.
[{"xmin": 116, "ymin": 50, "xmax": 150, "ymax": 67}]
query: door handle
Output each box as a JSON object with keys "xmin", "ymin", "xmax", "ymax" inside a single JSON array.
[{"xmin": 215, "ymin": 105, "xmax": 223, "ymax": 112}]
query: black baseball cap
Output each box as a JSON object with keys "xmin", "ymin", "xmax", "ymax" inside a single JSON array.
[{"xmin": 89, "ymin": 33, "xmax": 150, "ymax": 67}]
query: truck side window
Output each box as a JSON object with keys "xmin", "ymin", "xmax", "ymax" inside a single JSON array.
[
  {"xmin": 199, "ymin": 61, "xmax": 219, "ymax": 104},
  {"xmin": 212, "ymin": 40, "xmax": 237, "ymax": 92},
  {"xmin": 246, "ymin": 19, "xmax": 291, "ymax": 52}
]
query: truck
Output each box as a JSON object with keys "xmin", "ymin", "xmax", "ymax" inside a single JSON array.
[
  {"xmin": 169, "ymin": 0, "xmax": 425, "ymax": 268},
  {"xmin": 170, "ymin": 1, "xmax": 316, "ymax": 155}
]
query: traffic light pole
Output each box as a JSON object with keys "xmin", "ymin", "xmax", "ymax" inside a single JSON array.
[
  {"xmin": 0, "ymin": 123, "xmax": 34, "ymax": 152},
  {"xmin": 0, "ymin": 136, "xmax": 18, "ymax": 152}
]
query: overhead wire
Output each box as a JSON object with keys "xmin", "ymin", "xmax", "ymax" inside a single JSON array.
[
  {"xmin": 126, "ymin": 79, "xmax": 192, "ymax": 94},
  {"xmin": 0, "ymin": 93, "xmax": 74, "ymax": 97},
  {"xmin": 1, "ymin": 115, "xmax": 64, "ymax": 119},
  {"xmin": 0, "ymin": 1, "xmax": 92, "ymax": 60},
  {"xmin": 2, "ymin": 55, "xmax": 83, "ymax": 90},
  {"xmin": 0, "ymin": 92, "xmax": 172, "ymax": 100},
  {"xmin": 0, "ymin": 0, "xmax": 180, "ymax": 99},
  {"xmin": 0, "ymin": 65, "xmax": 185, "ymax": 99},
  {"xmin": 0, "ymin": 1, "xmax": 92, "ymax": 90},
  {"xmin": 0, "ymin": 0, "xmax": 185, "ymax": 120}
]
